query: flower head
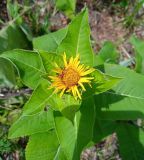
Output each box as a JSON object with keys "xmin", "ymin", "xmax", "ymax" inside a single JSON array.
[{"xmin": 49, "ymin": 53, "xmax": 95, "ymax": 99}]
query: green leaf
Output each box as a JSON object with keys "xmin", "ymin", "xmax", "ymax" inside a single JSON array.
[
  {"xmin": 22, "ymin": 79, "xmax": 53, "ymax": 115},
  {"xmin": 11, "ymin": 93, "xmax": 95, "ymax": 160},
  {"xmin": 54, "ymin": 112, "xmax": 77, "ymax": 159},
  {"xmin": 83, "ymin": 69, "xmax": 121, "ymax": 98},
  {"xmin": 98, "ymin": 41, "xmax": 119, "ymax": 63},
  {"xmin": 33, "ymin": 28, "xmax": 67, "ymax": 52},
  {"xmin": 8, "ymin": 109, "xmax": 54, "ymax": 139},
  {"xmin": 0, "ymin": 24, "xmax": 30, "ymax": 53},
  {"xmin": 94, "ymin": 63, "xmax": 144, "ymax": 120},
  {"xmin": 25, "ymin": 117, "xmax": 69, "ymax": 160},
  {"xmin": 8, "ymin": 80, "xmax": 57, "ymax": 139},
  {"xmin": 53, "ymin": 97, "xmax": 95, "ymax": 160},
  {"xmin": 104, "ymin": 63, "xmax": 144, "ymax": 99},
  {"xmin": 0, "ymin": 49, "xmax": 46, "ymax": 89},
  {"xmin": 57, "ymin": 8, "xmax": 94, "ymax": 66},
  {"xmin": 26, "ymin": 131, "xmax": 60, "ymax": 160},
  {"xmin": 116, "ymin": 123, "xmax": 144, "ymax": 160},
  {"xmin": 56, "ymin": 0, "xmax": 76, "ymax": 18},
  {"xmin": 130, "ymin": 36, "xmax": 144, "ymax": 74},
  {"xmin": 0, "ymin": 58, "xmax": 16, "ymax": 87},
  {"xmin": 73, "ymin": 97, "xmax": 95, "ymax": 159}
]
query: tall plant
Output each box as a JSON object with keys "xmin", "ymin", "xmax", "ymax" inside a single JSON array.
[{"xmin": 0, "ymin": 8, "xmax": 144, "ymax": 160}]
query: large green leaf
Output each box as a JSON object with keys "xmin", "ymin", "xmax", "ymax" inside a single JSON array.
[
  {"xmin": 57, "ymin": 8, "xmax": 94, "ymax": 66},
  {"xmin": 0, "ymin": 49, "xmax": 46, "ymax": 89},
  {"xmin": 8, "ymin": 81, "xmax": 56, "ymax": 139},
  {"xmin": 130, "ymin": 36, "xmax": 144, "ymax": 74},
  {"xmin": 8, "ymin": 79, "xmax": 55, "ymax": 139},
  {"xmin": 53, "ymin": 97, "xmax": 95, "ymax": 160},
  {"xmin": 94, "ymin": 63, "xmax": 144, "ymax": 120},
  {"xmin": 33, "ymin": 28, "xmax": 67, "ymax": 52},
  {"xmin": 24, "ymin": 97, "xmax": 95, "ymax": 160},
  {"xmin": 26, "ymin": 131, "xmax": 60, "ymax": 160},
  {"xmin": 8, "ymin": 109, "xmax": 54, "ymax": 139},
  {"xmin": 26, "ymin": 112, "xmax": 78, "ymax": 160},
  {"xmin": 116, "ymin": 123, "xmax": 144, "ymax": 160}
]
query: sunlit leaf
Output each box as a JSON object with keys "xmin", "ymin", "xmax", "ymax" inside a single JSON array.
[
  {"xmin": 94, "ymin": 63, "xmax": 144, "ymax": 120},
  {"xmin": 26, "ymin": 131, "xmax": 60, "ymax": 160},
  {"xmin": 0, "ymin": 49, "xmax": 46, "ymax": 89},
  {"xmin": 57, "ymin": 8, "xmax": 94, "ymax": 66},
  {"xmin": 33, "ymin": 28, "xmax": 67, "ymax": 52},
  {"xmin": 9, "ymin": 109, "xmax": 54, "ymax": 139}
]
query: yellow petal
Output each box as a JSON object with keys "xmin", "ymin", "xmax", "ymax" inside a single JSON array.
[
  {"xmin": 48, "ymin": 76, "xmax": 59, "ymax": 80},
  {"xmin": 79, "ymin": 77, "xmax": 93, "ymax": 83},
  {"xmin": 59, "ymin": 88, "xmax": 65, "ymax": 97},
  {"xmin": 73, "ymin": 58, "xmax": 80, "ymax": 68},
  {"xmin": 80, "ymin": 68, "xmax": 95, "ymax": 76},
  {"xmin": 73, "ymin": 54, "xmax": 79, "ymax": 63},
  {"xmin": 77, "ymin": 64, "xmax": 85, "ymax": 71},
  {"xmin": 72, "ymin": 86, "xmax": 77, "ymax": 99},
  {"xmin": 69, "ymin": 57, "xmax": 74, "ymax": 65},
  {"xmin": 78, "ymin": 82, "xmax": 86, "ymax": 91},
  {"xmin": 53, "ymin": 69, "xmax": 62, "ymax": 74},
  {"xmin": 75, "ymin": 86, "xmax": 81, "ymax": 99}
]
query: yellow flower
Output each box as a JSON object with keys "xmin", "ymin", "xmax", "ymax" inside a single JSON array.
[{"xmin": 49, "ymin": 53, "xmax": 95, "ymax": 99}]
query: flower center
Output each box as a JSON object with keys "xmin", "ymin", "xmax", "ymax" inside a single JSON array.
[{"xmin": 60, "ymin": 68, "xmax": 80, "ymax": 88}]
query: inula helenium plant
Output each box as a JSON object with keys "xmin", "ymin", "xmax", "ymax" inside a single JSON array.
[{"xmin": 1, "ymin": 7, "xmax": 144, "ymax": 160}]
